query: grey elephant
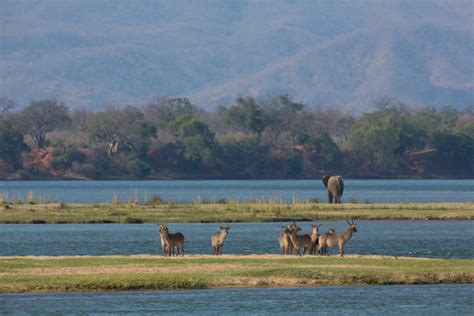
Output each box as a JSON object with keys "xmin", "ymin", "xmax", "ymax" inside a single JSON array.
[{"xmin": 322, "ymin": 175, "xmax": 344, "ymax": 204}]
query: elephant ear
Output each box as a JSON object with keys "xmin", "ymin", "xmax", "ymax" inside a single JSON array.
[{"xmin": 322, "ymin": 175, "xmax": 330, "ymax": 188}]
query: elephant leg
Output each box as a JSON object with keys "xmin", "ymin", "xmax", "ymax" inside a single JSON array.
[{"xmin": 328, "ymin": 191, "xmax": 334, "ymax": 203}]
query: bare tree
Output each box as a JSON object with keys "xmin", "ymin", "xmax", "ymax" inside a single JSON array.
[
  {"xmin": 17, "ymin": 99, "xmax": 70, "ymax": 149},
  {"xmin": 0, "ymin": 97, "xmax": 16, "ymax": 115},
  {"xmin": 71, "ymin": 108, "xmax": 91, "ymax": 132}
]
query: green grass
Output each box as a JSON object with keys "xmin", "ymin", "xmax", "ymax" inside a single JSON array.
[
  {"xmin": 1, "ymin": 255, "xmax": 472, "ymax": 293},
  {"xmin": 0, "ymin": 202, "xmax": 473, "ymax": 223}
]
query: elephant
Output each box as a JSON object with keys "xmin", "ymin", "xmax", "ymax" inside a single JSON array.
[{"xmin": 322, "ymin": 175, "xmax": 344, "ymax": 204}]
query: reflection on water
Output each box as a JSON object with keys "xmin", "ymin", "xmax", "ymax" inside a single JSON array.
[
  {"xmin": 1, "ymin": 179, "xmax": 473, "ymax": 203},
  {"xmin": 1, "ymin": 284, "xmax": 473, "ymax": 315},
  {"xmin": 1, "ymin": 221, "xmax": 473, "ymax": 258}
]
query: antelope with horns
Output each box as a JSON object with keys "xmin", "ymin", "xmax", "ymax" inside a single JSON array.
[
  {"xmin": 288, "ymin": 223, "xmax": 312, "ymax": 256},
  {"xmin": 317, "ymin": 220, "xmax": 357, "ymax": 257},
  {"xmin": 278, "ymin": 225, "xmax": 293, "ymax": 255},
  {"xmin": 211, "ymin": 224, "xmax": 231, "ymax": 256},
  {"xmin": 159, "ymin": 224, "xmax": 186, "ymax": 257}
]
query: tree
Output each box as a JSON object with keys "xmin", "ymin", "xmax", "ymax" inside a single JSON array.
[
  {"xmin": 308, "ymin": 132, "xmax": 342, "ymax": 169},
  {"xmin": 224, "ymin": 97, "xmax": 267, "ymax": 134},
  {"xmin": 348, "ymin": 109, "xmax": 419, "ymax": 170},
  {"xmin": 428, "ymin": 132, "xmax": 473, "ymax": 174},
  {"xmin": 0, "ymin": 97, "xmax": 16, "ymax": 115},
  {"xmin": 455, "ymin": 107, "xmax": 474, "ymax": 138},
  {"xmin": 172, "ymin": 115, "xmax": 221, "ymax": 167},
  {"xmin": 263, "ymin": 94, "xmax": 305, "ymax": 135},
  {"xmin": 144, "ymin": 97, "xmax": 199, "ymax": 128},
  {"xmin": 89, "ymin": 106, "xmax": 156, "ymax": 156},
  {"xmin": 70, "ymin": 108, "xmax": 91, "ymax": 132},
  {"xmin": 17, "ymin": 100, "xmax": 70, "ymax": 149},
  {"xmin": 0, "ymin": 118, "xmax": 28, "ymax": 168},
  {"xmin": 221, "ymin": 135, "xmax": 272, "ymax": 177}
]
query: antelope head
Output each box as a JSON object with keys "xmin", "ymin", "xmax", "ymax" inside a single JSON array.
[
  {"xmin": 281, "ymin": 225, "xmax": 291, "ymax": 234},
  {"xmin": 311, "ymin": 223, "xmax": 321, "ymax": 234},
  {"xmin": 288, "ymin": 223, "xmax": 302, "ymax": 235},
  {"xmin": 346, "ymin": 218, "xmax": 358, "ymax": 232},
  {"xmin": 220, "ymin": 224, "xmax": 231, "ymax": 237}
]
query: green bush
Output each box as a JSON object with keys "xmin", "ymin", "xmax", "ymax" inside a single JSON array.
[{"xmin": 126, "ymin": 159, "xmax": 151, "ymax": 178}]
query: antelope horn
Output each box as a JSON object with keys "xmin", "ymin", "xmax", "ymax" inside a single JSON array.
[{"xmin": 346, "ymin": 219, "xmax": 351, "ymax": 225}]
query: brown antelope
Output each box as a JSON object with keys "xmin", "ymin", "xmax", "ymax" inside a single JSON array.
[
  {"xmin": 309, "ymin": 224, "xmax": 321, "ymax": 255},
  {"xmin": 159, "ymin": 224, "xmax": 185, "ymax": 257},
  {"xmin": 317, "ymin": 220, "xmax": 357, "ymax": 257},
  {"xmin": 157, "ymin": 224, "xmax": 169, "ymax": 256},
  {"xmin": 288, "ymin": 223, "xmax": 312, "ymax": 256},
  {"xmin": 317, "ymin": 228, "xmax": 335, "ymax": 255},
  {"xmin": 278, "ymin": 225, "xmax": 293, "ymax": 255},
  {"xmin": 211, "ymin": 224, "xmax": 231, "ymax": 256}
]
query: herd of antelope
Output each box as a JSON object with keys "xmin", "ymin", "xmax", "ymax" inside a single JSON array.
[
  {"xmin": 158, "ymin": 219, "xmax": 357, "ymax": 257},
  {"xmin": 279, "ymin": 219, "xmax": 357, "ymax": 257}
]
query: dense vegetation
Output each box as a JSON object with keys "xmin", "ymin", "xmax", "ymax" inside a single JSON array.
[{"xmin": 0, "ymin": 95, "xmax": 472, "ymax": 179}]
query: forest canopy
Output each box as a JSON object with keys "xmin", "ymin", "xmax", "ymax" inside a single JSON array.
[{"xmin": 0, "ymin": 95, "xmax": 472, "ymax": 179}]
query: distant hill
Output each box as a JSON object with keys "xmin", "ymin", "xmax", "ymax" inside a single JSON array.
[{"xmin": 1, "ymin": 0, "xmax": 473, "ymax": 110}]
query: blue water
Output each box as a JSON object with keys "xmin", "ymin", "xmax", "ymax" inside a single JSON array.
[
  {"xmin": 1, "ymin": 179, "xmax": 473, "ymax": 203},
  {"xmin": 1, "ymin": 221, "xmax": 473, "ymax": 258},
  {"xmin": 1, "ymin": 285, "xmax": 473, "ymax": 315}
]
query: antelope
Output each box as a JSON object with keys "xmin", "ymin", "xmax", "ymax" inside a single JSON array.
[
  {"xmin": 159, "ymin": 224, "xmax": 185, "ymax": 257},
  {"xmin": 211, "ymin": 224, "xmax": 231, "ymax": 256},
  {"xmin": 288, "ymin": 223, "xmax": 312, "ymax": 256},
  {"xmin": 317, "ymin": 220, "xmax": 358, "ymax": 257},
  {"xmin": 309, "ymin": 224, "xmax": 321, "ymax": 255},
  {"xmin": 278, "ymin": 225, "xmax": 293, "ymax": 255},
  {"xmin": 157, "ymin": 224, "xmax": 169, "ymax": 256},
  {"xmin": 317, "ymin": 228, "xmax": 336, "ymax": 256}
]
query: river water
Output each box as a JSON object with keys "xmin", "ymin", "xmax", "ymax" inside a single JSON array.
[
  {"xmin": 2, "ymin": 180, "xmax": 473, "ymax": 314},
  {"xmin": 1, "ymin": 221, "xmax": 473, "ymax": 258},
  {"xmin": 1, "ymin": 285, "xmax": 473, "ymax": 315},
  {"xmin": 1, "ymin": 179, "xmax": 473, "ymax": 203}
]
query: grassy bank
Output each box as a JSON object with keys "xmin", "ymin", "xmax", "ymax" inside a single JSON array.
[
  {"xmin": 0, "ymin": 202, "xmax": 473, "ymax": 224},
  {"xmin": 1, "ymin": 255, "xmax": 472, "ymax": 293}
]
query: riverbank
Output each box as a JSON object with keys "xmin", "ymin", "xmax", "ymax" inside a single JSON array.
[
  {"xmin": 1, "ymin": 255, "xmax": 472, "ymax": 293},
  {"xmin": 0, "ymin": 202, "xmax": 473, "ymax": 223}
]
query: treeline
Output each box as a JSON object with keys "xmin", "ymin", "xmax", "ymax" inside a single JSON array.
[{"xmin": 0, "ymin": 95, "xmax": 472, "ymax": 179}]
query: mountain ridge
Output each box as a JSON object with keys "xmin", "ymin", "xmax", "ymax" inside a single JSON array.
[{"xmin": 1, "ymin": 1, "xmax": 472, "ymax": 110}]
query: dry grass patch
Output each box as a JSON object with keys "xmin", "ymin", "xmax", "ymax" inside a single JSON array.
[{"xmin": 1, "ymin": 201, "xmax": 473, "ymax": 223}]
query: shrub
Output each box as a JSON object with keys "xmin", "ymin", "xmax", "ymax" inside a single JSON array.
[
  {"xmin": 126, "ymin": 159, "xmax": 151, "ymax": 178},
  {"xmin": 123, "ymin": 217, "xmax": 144, "ymax": 224},
  {"xmin": 148, "ymin": 195, "xmax": 163, "ymax": 206},
  {"xmin": 71, "ymin": 162, "xmax": 103, "ymax": 178}
]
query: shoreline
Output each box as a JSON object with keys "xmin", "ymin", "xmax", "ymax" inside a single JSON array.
[{"xmin": 1, "ymin": 254, "xmax": 473, "ymax": 293}]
